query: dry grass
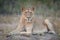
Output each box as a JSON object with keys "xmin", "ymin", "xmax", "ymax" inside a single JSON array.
[{"xmin": 0, "ymin": 15, "xmax": 60, "ymax": 36}]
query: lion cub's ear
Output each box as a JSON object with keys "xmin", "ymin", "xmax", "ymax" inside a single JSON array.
[
  {"xmin": 21, "ymin": 7, "xmax": 25, "ymax": 11},
  {"xmin": 32, "ymin": 7, "xmax": 34, "ymax": 11}
]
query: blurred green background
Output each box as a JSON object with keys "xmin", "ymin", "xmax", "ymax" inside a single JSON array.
[{"xmin": 0, "ymin": 0, "xmax": 60, "ymax": 17}]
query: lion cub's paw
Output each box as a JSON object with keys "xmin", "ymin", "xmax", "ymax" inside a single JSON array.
[{"xmin": 20, "ymin": 32, "xmax": 31, "ymax": 37}]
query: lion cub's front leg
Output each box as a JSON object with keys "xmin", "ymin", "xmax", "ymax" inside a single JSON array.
[
  {"xmin": 26, "ymin": 25, "xmax": 33, "ymax": 35},
  {"xmin": 45, "ymin": 19, "xmax": 56, "ymax": 34},
  {"xmin": 20, "ymin": 24, "xmax": 33, "ymax": 36}
]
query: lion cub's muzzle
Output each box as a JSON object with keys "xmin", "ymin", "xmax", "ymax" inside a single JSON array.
[{"xmin": 27, "ymin": 17, "xmax": 32, "ymax": 22}]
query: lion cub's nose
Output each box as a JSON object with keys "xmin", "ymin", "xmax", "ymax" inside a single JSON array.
[
  {"xmin": 27, "ymin": 17, "xmax": 31, "ymax": 21},
  {"xmin": 27, "ymin": 17, "xmax": 31, "ymax": 20}
]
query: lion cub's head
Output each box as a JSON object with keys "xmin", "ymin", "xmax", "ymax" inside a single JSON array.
[{"xmin": 21, "ymin": 7, "xmax": 35, "ymax": 22}]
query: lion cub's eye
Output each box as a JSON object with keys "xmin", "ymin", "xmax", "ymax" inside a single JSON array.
[
  {"xmin": 30, "ymin": 12, "xmax": 32, "ymax": 15},
  {"xmin": 30, "ymin": 12, "xmax": 32, "ymax": 13},
  {"xmin": 25, "ymin": 12, "xmax": 27, "ymax": 13}
]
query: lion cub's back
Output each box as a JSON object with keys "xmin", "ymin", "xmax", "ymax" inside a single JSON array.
[{"xmin": 33, "ymin": 17, "xmax": 47, "ymax": 33}]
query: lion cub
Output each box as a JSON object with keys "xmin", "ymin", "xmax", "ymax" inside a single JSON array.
[
  {"xmin": 8, "ymin": 7, "xmax": 35, "ymax": 36},
  {"xmin": 8, "ymin": 7, "xmax": 56, "ymax": 36}
]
